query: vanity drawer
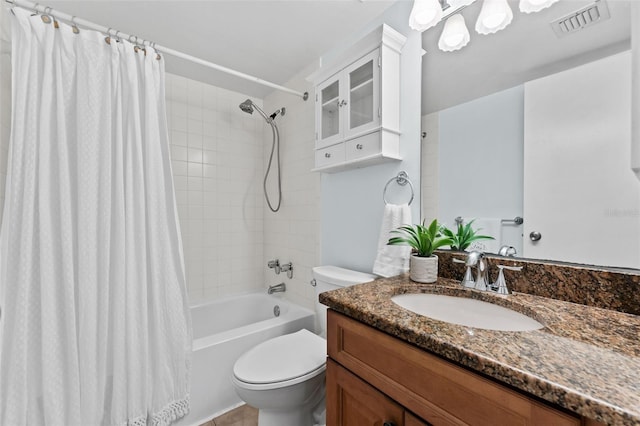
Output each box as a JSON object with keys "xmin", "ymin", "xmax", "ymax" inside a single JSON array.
[
  {"xmin": 345, "ymin": 132, "xmax": 380, "ymax": 161},
  {"xmin": 327, "ymin": 310, "xmax": 580, "ymax": 426},
  {"xmin": 315, "ymin": 143, "xmax": 345, "ymax": 169}
]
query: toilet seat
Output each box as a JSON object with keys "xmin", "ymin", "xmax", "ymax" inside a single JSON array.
[{"xmin": 233, "ymin": 329, "xmax": 326, "ymax": 391}]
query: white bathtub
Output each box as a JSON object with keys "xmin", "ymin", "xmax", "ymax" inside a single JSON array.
[{"xmin": 175, "ymin": 292, "xmax": 316, "ymax": 426}]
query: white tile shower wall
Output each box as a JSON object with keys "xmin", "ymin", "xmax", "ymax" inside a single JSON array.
[
  {"xmin": 262, "ymin": 69, "xmax": 320, "ymax": 311},
  {"xmin": 165, "ymin": 73, "xmax": 265, "ymax": 302},
  {"xmin": 421, "ymin": 112, "xmax": 439, "ymax": 223},
  {"xmin": 0, "ymin": 4, "xmax": 11, "ymax": 226}
]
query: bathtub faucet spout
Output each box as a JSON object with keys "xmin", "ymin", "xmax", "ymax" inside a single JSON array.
[{"xmin": 268, "ymin": 282, "xmax": 286, "ymax": 294}]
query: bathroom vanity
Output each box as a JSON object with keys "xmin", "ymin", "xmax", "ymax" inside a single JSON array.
[{"xmin": 320, "ymin": 276, "xmax": 640, "ymax": 425}]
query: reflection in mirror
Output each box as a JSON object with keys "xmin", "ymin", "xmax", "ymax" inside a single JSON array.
[{"xmin": 419, "ymin": 0, "xmax": 639, "ymax": 269}]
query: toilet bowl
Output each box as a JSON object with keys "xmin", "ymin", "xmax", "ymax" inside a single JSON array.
[{"xmin": 231, "ymin": 266, "xmax": 376, "ymax": 426}]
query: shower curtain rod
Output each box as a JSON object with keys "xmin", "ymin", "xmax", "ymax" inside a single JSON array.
[{"xmin": 4, "ymin": 0, "xmax": 310, "ymax": 101}]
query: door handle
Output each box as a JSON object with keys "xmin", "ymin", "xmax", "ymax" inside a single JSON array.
[{"xmin": 529, "ymin": 231, "xmax": 542, "ymax": 241}]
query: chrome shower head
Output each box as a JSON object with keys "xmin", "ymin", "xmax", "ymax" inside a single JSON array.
[
  {"xmin": 239, "ymin": 99, "xmax": 254, "ymax": 114},
  {"xmin": 239, "ymin": 98, "xmax": 281, "ymax": 124}
]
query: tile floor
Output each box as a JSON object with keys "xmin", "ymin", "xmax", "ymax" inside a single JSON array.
[{"xmin": 200, "ymin": 404, "xmax": 258, "ymax": 426}]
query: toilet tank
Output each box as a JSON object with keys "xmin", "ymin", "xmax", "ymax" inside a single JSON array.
[{"xmin": 312, "ymin": 266, "xmax": 376, "ymax": 337}]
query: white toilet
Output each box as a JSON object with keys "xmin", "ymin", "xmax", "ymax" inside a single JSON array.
[{"xmin": 232, "ymin": 266, "xmax": 376, "ymax": 426}]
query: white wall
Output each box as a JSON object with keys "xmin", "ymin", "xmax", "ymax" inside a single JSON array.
[
  {"xmin": 421, "ymin": 112, "xmax": 439, "ymax": 223},
  {"xmin": 0, "ymin": 4, "xmax": 11, "ymax": 226},
  {"xmin": 437, "ymin": 85, "xmax": 524, "ymax": 253},
  {"xmin": 165, "ymin": 74, "xmax": 265, "ymax": 302},
  {"xmin": 320, "ymin": 2, "xmax": 424, "ymax": 273},
  {"xmin": 262, "ymin": 66, "xmax": 320, "ymax": 311}
]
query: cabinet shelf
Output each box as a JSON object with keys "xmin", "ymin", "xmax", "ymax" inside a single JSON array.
[
  {"xmin": 350, "ymin": 78, "xmax": 373, "ymax": 94},
  {"xmin": 322, "ymin": 96, "xmax": 339, "ymax": 108},
  {"xmin": 350, "ymin": 109, "xmax": 372, "ymax": 120}
]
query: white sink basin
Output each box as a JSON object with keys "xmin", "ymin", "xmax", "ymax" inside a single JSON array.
[{"xmin": 391, "ymin": 294, "xmax": 544, "ymax": 332}]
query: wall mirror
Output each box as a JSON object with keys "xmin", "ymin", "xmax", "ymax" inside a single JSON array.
[{"xmin": 419, "ymin": 0, "xmax": 640, "ymax": 269}]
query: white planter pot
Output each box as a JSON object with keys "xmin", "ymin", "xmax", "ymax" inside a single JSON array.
[{"xmin": 410, "ymin": 254, "xmax": 438, "ymax": 283}]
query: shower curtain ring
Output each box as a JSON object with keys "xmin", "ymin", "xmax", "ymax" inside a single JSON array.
[
  {"xmin": 41, "ymin": 7, "xmax": 52, "ymax": 24},
  {"xmin": 71, "ymin": 16, "xmax": 79, "ymax": 34}
]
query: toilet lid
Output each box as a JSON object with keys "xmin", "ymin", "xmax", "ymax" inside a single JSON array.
[{"xmin": 233, "ymin": 329, "xmax": 326, "ymax": 384}]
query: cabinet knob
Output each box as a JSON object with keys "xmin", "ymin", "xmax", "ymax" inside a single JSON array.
[
  {"xmin": 325, "ymin": 153, "xmax": 331, "ymax": 158},
  {"xmin": 356, "ymin": 143, "xmax": 363, "ymax": 150},
  {"xmin": 383, "ymin": 422, "xmax": 396, "ymax": 426}
]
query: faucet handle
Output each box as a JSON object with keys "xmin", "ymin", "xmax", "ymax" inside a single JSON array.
[
  {"xmin": 453, "ymin": 257, "xmax": 476, "ymax": 288},
  {"xmin": 501, "ymin": 265, "xmax": 523, "ymax": 272},
  {"xmin": 267, "ymin": 259, "xmax": 281, "ymax": 274},
  {"xmin": 491, "ymin": 265, "xmax": 522, "ymax": 295}
]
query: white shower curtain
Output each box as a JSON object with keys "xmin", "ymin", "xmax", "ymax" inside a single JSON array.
[{"xmin": 0, "ymin": 8, "xmax": 191, "ymax": 426}]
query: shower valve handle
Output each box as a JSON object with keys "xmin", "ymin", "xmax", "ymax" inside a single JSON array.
[{"xmin": 267, "ymin": 259, "xmax": 281, "ymax": 274}]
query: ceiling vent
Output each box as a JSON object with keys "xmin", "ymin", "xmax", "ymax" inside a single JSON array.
[{"xmin": 551, "ymin": 0, "xmax": 610, "ymax": 38}]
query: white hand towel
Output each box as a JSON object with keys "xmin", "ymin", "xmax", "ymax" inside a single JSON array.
[
  {"xmin": 466, "ymin": 217, "xmax": 502, "ymax": 253},
  {"xmin": 372, "ymin": 203, "xmax": 412, "ymax": 277}
]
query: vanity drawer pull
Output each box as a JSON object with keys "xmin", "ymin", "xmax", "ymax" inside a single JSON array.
[
  {"xmin": 356, "ymin": 143, "xmax": 363, "ymax": 150},
  {"xmin": 325, "ymin": 153, "xmax": 331, "ymax": 158}
]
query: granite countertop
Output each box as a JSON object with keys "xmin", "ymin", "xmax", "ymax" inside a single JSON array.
[{"xmin": 319, "ymin": 275, "xmax": 640, "ymax": 426}]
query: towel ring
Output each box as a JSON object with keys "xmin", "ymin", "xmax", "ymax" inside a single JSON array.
[{"xmin": 383, "ymin": 171, "xmax": 414, "ymax": 205}]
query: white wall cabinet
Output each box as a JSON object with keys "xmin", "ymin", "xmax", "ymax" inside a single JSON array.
[{"xmin": 310, "ymin": 24, "xmax": 406, "ymax": 173}]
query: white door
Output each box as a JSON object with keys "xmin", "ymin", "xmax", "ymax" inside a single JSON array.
[{"xmin": 523, "ymin": 51, "xmax": 640, "ymax": 268}]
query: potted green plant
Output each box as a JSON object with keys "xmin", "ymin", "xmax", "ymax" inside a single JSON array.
[
  {"xmin": 442, "ymin": 219, "xmax": 495, "ymax": 251},
  {"xmin": 387, "ymin": 219, "xmax": 453, "ymax": 283}
]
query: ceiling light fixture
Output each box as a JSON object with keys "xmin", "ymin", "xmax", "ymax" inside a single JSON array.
[
  {"xmin": 519, "ymin": 0, "xmax": 559, "ymax": 14},
  {"xmin": 409, "ymin": 0, "xmax": 558, "ymax": 53},
  {"xmin": 409, "ymin": 0, "xmax": 445, "ymax": 32},
  {"xmin": 475, "ymin": 0, "xmax": 513, "ymax": 34},
  {"xmin": 438, "ymin": 14, "xmax": 470, "ymax": 51}
]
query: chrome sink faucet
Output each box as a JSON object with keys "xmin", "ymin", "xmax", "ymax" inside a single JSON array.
[
  {"xmin": 474, "ymin": 253, "xmax": 489, "ymax": 291},
  {"xmin": 453, "ymin": 251, "xmax": 489, "ymax": 291},
  {"xmin": 453, "ymin": 251, "xmax": 523, "ymax": 295}
]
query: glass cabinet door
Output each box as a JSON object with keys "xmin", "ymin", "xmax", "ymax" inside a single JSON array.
[
  {"xmin": 345, "ymin": 49, "xmax": 380, "ymax": 138},
  {"xmin": 317, "ymin": 77, "xmax": 341, "ymax": 148},
  {"xmin": 315, "ymin": 48, "xmax": 380, "ymax": 149}
]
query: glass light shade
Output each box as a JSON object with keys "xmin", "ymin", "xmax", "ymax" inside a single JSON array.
[
  {"xmin": 519, "ymin": 0, "xmax": 559, "ymax": 13},
  {"xmin": 475, "ymin": 0, "xmax": 513, "ymax": 35},
  {"xmin": 438, "ymin": 14, "xmax": 470, "ymax": 52},
  {"xmin": 409, "ymin": 0, "xmax": 444, "ymax": 32},
  {"xmin": 448, "ymin": 0, "xmax": 477, "ymax": 8}
]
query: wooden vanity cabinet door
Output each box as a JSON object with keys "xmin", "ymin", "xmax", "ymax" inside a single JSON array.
[
  {"xmin": 327, "ymin": 358, "xmax": 405, "ymax": 426},
  {"xmin": 327, "ymin": 310, "xmax": 581, "ymax": 426},
  {"xmin": 406, "ymin": 411, "xmax": 430, "ymax": 426}
]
